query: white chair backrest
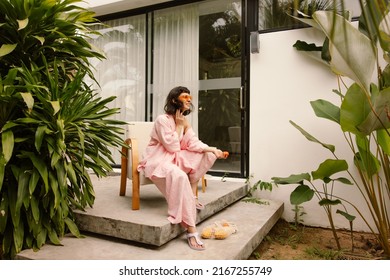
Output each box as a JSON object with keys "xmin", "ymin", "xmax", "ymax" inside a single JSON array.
[{"xmin": 126, "ymin": 122, "xmax": 154, "ymax": 181}]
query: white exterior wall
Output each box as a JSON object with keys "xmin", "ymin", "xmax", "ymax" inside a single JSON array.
[{"xmin": 250, "ymin": 27, "xmax": 373, "ymax": 232}]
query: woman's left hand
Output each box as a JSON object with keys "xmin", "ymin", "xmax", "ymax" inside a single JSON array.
[{"xmin": 213, "ymin": 149, "xmax": 225, "ymax": 159}]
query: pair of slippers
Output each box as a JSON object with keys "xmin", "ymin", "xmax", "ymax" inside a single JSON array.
[{"xmin": 201, "ymin": 220, "xmax": 238, "ymax": 240}]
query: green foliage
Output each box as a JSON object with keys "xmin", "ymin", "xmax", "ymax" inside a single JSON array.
[
  {"xmin": 242, "ymin": 174, "xmax": 273, "ymax": 205},
  {"xmin": 272, "ymin": 158, "xmax": 355, "ymax": 250},
  {"xmin": 304, "ymin": 246, "xmax": 343, "ymax": 260},
  {"xmin": 285, "ymin": 0, "xmax": 390, "ymax": 256},
  {"xmin": 0, "ymin": 0, "xmax": 125, "ymax": 259}
]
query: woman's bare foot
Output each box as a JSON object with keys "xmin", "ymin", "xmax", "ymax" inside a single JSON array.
[{"xmin": 187, "ymin": 226, "xmax": 205, "ymax": 250}]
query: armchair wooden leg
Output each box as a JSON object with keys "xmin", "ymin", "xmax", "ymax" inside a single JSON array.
[
  {"xmin": 201, "ymin": 176, "xmax": 207, "ymax": 193},
  {"xmin": 132, "ymin": 173, "xmax": 140, "ymax": 210},
  {"xmin": 120, "ymin": 144, "xmax": 128, "ymax": 196}
]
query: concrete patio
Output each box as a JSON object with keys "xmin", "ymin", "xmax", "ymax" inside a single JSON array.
[{"xmin": 16, "ymin": 174, "xmax": 283, "ymax": 260}]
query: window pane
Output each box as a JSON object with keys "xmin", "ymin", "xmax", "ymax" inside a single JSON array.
[{"xmin": 258, "ymin": 0, "xmax": 362, "ymax": 31}]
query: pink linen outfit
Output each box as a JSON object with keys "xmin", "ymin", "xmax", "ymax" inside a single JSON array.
[{"xmin": 137, "ymin": 114, "xmax": 217, "ymax": 228}]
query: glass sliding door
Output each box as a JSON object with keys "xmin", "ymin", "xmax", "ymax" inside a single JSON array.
[
  {"xmin": 151, "ymin": 0, "xmax": 244, "ymax": 176},
  {"xmin": 198, "ymin": 0, "xmax": 243, "ymax": 175}
]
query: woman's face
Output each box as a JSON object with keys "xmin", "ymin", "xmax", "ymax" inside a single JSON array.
[{"xmin": 178, "ymin": 92, "xmax": 192, "ymax": 111}]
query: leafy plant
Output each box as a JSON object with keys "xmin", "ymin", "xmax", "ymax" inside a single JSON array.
[
  {"xmin": 242, "ymin": 174, "xmax": 273, "ymax": 205},
  {"xmin": 0, "ymin": 0, "xmax": 125, "ymax": 259},
  {"xmin": 271, "ymin": 159, "xmax": 356, "ymax": 250},
  {"xmin": 274, "ymin": 0, "xmax": 390, "ymax": 256},
  {"xmin": 259, "ymin": 0, "xmax": 342, "ymax": 30}
]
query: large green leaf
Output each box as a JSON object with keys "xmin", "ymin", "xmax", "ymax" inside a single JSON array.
[
  {"xmin": 1, "ymin": 130, "xmax": 14, "ymax": 163},
  {"xmin": 16, "ymin": 169, "xmax": 29, "ymax": 216},
  {"xmin": 313, "ymin": 11, "xmax": 376, "ymax": 92},
  {"xmin": 310, "ymin": 99, "xmax": 340, "ymax": 124},
  {"xmin": 290, "ymin": 120, "xmax": 335, "ymax": 152},
  {"xmin": 64, "ymin": 217, "xmax": 82, "ymax": 238},
  {"xmin": 30, "ymin": 195, "xmax": 39, "ymax": 224},
  {"xmin": 340, "ymin": 83, "xmax": 371, "ymax": 136},
  {"xmin": 17, "ymin": 18, "xmax": 28, "ymax": 30},
  {"xmin": 357, "ymin": 86, "xmax": 390, "ymax": 134},
  {"xmin": 272, "ymin": 173, "xmax": 311, "ymax": 184},
  {"xmin": 0, "ymin": 156, "xmax": 5, "ymax": 192},
  {"xmin": 35, "ymin": 125, "xmax": 48, "ymax": 152},
  {"xmin": 0, "ymin": 44, "xmax": 17, "ymax": 57},
  {"xmin": 311, "ymin": 159, "xmax": 348, "ymax": 181},
  {"xmin": 13, "ymin": 219, "xmax": 24, "ymax": 253},
  {"xmin": 20, "ymin": 92, "xmax": 34, "ymax": 111},
  {"xmin": 290, "ymin": 184, "xmax": 315, "ymax": 205},
  {"xmin": 354, "ymin": 135, "xmax": 380, "ymax": 177},
  {"xmin": 378, "ymin": 10, "xmax": 390, "ymax": 52},
  {"xmin": 377, "ymin": 129, "xmax": 390, "ymax": 155},
  {"xmin": 23, "ymin": 152, "xmax": 49, "ymax": 192}
]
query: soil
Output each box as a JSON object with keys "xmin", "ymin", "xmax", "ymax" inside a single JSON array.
[{"xmin": 249, "ymin": 219, "xmax": 386, "ymax": 260}]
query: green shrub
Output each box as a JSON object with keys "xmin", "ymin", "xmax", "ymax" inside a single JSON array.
[{"xmin": 0, "ymin": 0, "xmax": 125, "ymax": 258}]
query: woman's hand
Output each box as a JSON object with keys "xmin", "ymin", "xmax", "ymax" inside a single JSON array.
[
  {"xmin": 212, "ymin": 149, "xmax": 229, "ymax": 159},
  {"xmin": 175, "ymin": 109, "xmax": 190, "ymax": 133}
]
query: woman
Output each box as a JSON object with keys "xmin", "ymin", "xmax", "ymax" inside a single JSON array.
[{"xmin": 137, "ymin": 86, "xmax": 227, "ymax": 251}]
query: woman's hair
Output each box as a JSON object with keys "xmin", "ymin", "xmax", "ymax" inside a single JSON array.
[{"xmin": 164, "ymin": 86, "xmax": 194, "ymax": 115}]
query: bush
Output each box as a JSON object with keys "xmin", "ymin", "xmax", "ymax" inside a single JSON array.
[{"xmin": 0, "ymin": 0, "xmax": 125, "ymax": 258}]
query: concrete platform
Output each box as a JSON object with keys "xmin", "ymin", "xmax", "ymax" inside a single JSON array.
[
  {"xmin": 16, "ymin": 199, "xmax": 283, "ymax": 260},
  {"xmin": 73, "ymin": 174, "xmax": 250, "ymax": 246},
  {"xmin": 16, "ymin": 174, "xmax": 284, "ymax": 260}
]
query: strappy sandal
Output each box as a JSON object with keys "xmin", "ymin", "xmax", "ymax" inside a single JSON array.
[
  {"xmin": 186, "ymin": 232, "xmax": 205, "ymax": 251},
  {"xmin": 194, "ymin": 196, "xmax": 205, "ymax": 210}
]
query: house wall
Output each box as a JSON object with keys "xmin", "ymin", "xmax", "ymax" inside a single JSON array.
[{"xmin": 249, "ymin": 26, "xmax": 374, "ymax": 232}]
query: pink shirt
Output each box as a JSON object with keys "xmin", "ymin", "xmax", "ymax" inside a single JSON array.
[{"xmin": 137, "ymin": 114, "xmax": 208, "ymax": 178}]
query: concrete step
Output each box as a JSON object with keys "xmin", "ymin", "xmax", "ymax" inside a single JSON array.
[
  {"xmin": 16, "ymin": 198, "xmax": 283, "ymax": 260},
  {"xmin": 73, "ymin": 174, "xmax": 250, "ymax": 246}
]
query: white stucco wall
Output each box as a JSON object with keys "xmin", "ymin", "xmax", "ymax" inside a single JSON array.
[{"xmin": 249, "ymin": 26, "xmax": 375, "ymax": 232}]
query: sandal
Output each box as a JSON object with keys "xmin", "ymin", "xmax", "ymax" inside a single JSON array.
[
  {"xmin": 194, "ymin": 196, "xmax": 205, "ymax": 210},
  {"xmin": 186, "ymin": 232, "xmax": 205, "ymax": 251},
  {"xmin": 196, "ymin": 201, "xmax": 205, "ymax": 210}
]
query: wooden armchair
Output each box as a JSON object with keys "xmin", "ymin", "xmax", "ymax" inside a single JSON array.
[{"xmin": 120, "ymin": 121, "xmax": 208, "ymax": 210}]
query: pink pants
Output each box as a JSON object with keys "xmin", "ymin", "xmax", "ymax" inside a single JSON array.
[{"xmin": 151, "ymin": 151, "xmax": 217, "ymax": 228}]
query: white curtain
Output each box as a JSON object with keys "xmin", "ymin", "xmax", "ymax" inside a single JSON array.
[
  {"xmin": 152, "ymin": 4, "xmax": 200, "ymax": 132},
  {"xmin": 89, "ymin": 15, "xmax": 146, "ymax": 122},
  {"xmin": 88, "ymin": 15, "xmax": 146, "ymax": 164}
]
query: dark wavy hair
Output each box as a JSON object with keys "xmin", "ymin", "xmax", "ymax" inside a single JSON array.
[{"xmin": 164, "ymin": 86, "xmax": 194, "ymax": 116}]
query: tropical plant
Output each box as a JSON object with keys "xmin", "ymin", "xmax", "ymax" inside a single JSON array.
[
  {"xmin": 269, "ymin": 0, "xmax": 390, "ymax": 256},
  {"xmin": 271, "ymin": 159, "xmax": 356, "ymax": 250},
  {"xmin": 0, "ymin": 0, "xmax": 125, "ymax": 259},
  {"xmin": 259, "ymin": 0, "xmax": 342, "ymax": 30}
]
